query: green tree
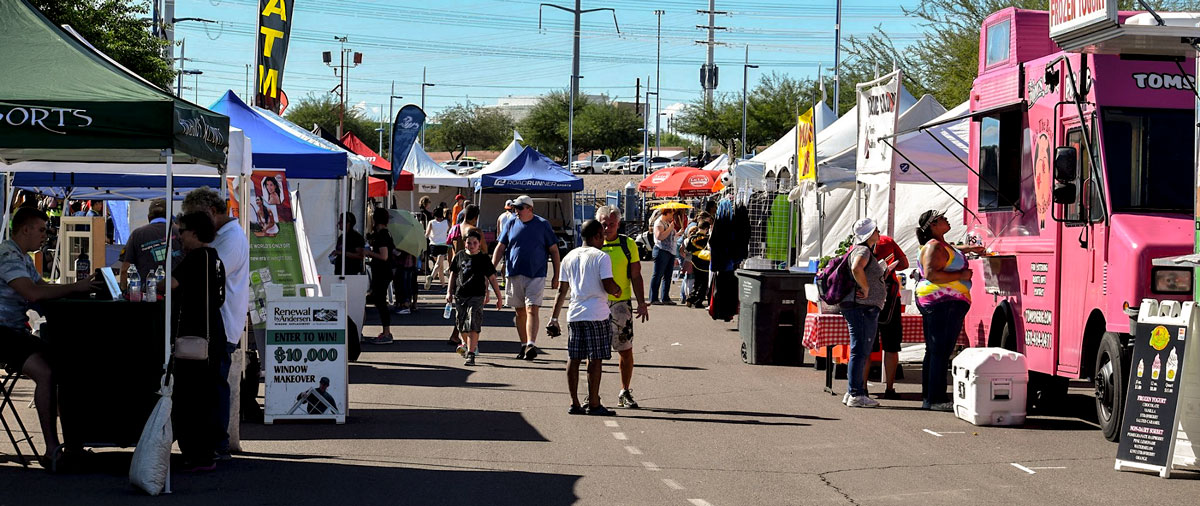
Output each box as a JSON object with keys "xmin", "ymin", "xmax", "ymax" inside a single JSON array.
[
  {"xmin": 747, "ymin": 72, "xmax": 820, "ymax": 152},
  {"xmin": 672, "ymin": 95, "xmax": 745, "ymax": 157},
  {"xmin": 574, "ymin": 101, "xmax": 642, "ymax": 158},
  {"xmin": 425, "ymin": 103, "xmax": 514, "ymax": 161},
  {"xmin": 31, "ymin": 0, "xmax": 174, "ymax": 90},
  {"xmin": 284, "ymin": 94, "xmax": 383, "ymax": 153},
  {"xmin": 517, "ymin": 91, "xmax": 586, "ymax": 162}
]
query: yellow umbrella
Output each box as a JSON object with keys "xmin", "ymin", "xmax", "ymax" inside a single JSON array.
[{"xmin": 651, "ymin": 201, "xmax": 692, "ymax": 210}]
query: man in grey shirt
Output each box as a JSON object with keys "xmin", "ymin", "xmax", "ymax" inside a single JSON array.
[{"xmin": 119, "ymin": 199, "xmax": 179, "ymax": 288}]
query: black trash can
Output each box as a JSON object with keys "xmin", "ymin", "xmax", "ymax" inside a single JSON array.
[{"xmin": 735, "ymin": 269, "xmax": 812, "ymax": 366}]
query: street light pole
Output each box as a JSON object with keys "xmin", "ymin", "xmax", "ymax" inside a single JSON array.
[
  {"xmin": 654, "ymin": 9, "xmax": 664, "ymax": 157},
  {"xmin": 539, "ymin": 0, "xmax": 619, "ymax": 164},
  {"xmin": 741, "ymin": 46, "xmax": 758, "ymax": 160},
  {"xmin": 420, "ymin": 66, "xmax": 435, "ymax": 146},
  {"xmin": 387, "ymin": 92, "xmax": 404, "ymax": 159}
]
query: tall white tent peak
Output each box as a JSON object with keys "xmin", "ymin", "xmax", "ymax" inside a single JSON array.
[
  {"xmin": 475, "ymin": 139, "xmax": 524, "ymax": 177},
  {"xmin": 813, "ymin": 101, "xmax": 836, "ymax": 134},
  {"xmin": 514, "ymin": 129, "xmax": 524, "ymax": 143}
]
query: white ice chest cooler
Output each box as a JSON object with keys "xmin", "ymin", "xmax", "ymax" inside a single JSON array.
[{"xmin": 951, "ymin": 348, "xmax": 1028, "ymax": 426}]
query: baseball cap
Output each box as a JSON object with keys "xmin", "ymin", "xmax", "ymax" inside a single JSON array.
[
  {"xmin": 852, "ymin": 218, "xmax": 878, "ymax": 244},
  {"xmin": 454, "ymin": 194, "xmax": 465, "ymax": 201},
  {"xmin": 513, "ymin": 195, "xmax": 534, "ymax": 208},
  {"xmin": 918, "ymin": 209, "xmax": 947, "ymax": 231},
  {"xmin": 504, "ymin": 199, "xmax": 514, "ymax": 210}
]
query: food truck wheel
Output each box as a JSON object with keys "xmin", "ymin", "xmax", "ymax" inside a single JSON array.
[{"xmin": 1094, "ymin": 332, "xmax": 1126, "ymax": 442}]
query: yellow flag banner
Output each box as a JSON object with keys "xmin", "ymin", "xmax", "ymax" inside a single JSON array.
[{"xmin": 797, "ymin": 108, "xmax": 816, "ymax": 182}]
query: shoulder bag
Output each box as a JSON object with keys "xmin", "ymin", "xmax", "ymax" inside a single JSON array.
[{"xmin": 174, "ymin": 250, "xmax": 210, "ymax": 361}]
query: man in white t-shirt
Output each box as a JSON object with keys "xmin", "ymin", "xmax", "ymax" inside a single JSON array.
[
  {"xmin": 550, "ymin": 219, "xmax": 621, "ymax": 416},
  {"xmin": 183, "ymin": 187, "xmax": 250, "ymax": 459}
]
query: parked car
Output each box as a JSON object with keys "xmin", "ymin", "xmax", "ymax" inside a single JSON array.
[
  {"xmin": 570, "ymin": 154, "xmax": 610, "ymax": 174},
  {"xmin": 602, "ymin": 156, "xmax": 631, "ymax": 174},
  {"xmin": 441, "ymin": 158, "xmax": 484, "ymax": 174},
  {"xmin": 626, "ymin": 156, "xmax": 674, "ymax": 174}
]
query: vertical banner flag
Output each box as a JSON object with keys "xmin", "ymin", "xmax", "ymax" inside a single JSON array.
[
  {"xmin": 390, "ymin": 104, "xmax": 426, "ymax": 182},
  {"xmin": 855, "ymin": 70, "xmax": 902, "ymax": 185},
  {"xmin": 255, "ymin": 0, "xmax": 294, "ymax": 113},
  {"xmin": 244, "ymin": 170, "xmax": 305, "ymax": 330},
  {"xmin": 797, "ymin": 108, "xmax": 817, "ymax": 183}
]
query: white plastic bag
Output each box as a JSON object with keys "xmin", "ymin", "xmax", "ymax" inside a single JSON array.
[{"xmin": 130, "ymin": 378, "xmax": 173, "ymax": 496}]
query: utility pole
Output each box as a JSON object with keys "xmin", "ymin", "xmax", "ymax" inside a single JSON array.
[
  {"xmin": 323, "ymin": 36, "xmax": 362, "ymax": 138},
  {"xmin": 742, "ymin": 46, "xmax": 758, "ymax": 160},
  {"xmin": 387, "ymin": 82, "xmax": 403, "ymax": 160},
  {"xmin": 539, "ymin": 1, "xmax": 619, "ymax": 164},
  {"xmin": 420, "ymin": 66, "xmax": 435, "ymax": 146},
  {"xmin": 174, "ymin": 38, "xmax": 186, "ymax": 97},
  {"xmin": 833, "ymin": 0, "xmax": 843, "ymax": 117},
  {"xmin": 696, "ymin": 0, "xmax": 727, "ymax": 154},
  {"xmin": 654, "ymin": 9, "xmax": 664, "ymax": 157}
]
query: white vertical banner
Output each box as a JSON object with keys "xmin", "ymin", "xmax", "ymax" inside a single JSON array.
[{"xmin": 856, "ymin": 70, "xmax": 903, "ymax": 235}]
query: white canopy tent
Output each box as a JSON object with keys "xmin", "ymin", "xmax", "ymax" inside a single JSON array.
[{"xmin": 404, "ymin": 143, "xmax": 470, "ymax": 187}]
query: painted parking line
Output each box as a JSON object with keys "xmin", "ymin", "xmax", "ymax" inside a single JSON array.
[
  {"xmin": 923, "ymin": 429, "xmax": 944, "ymax": 437},
  {"xmin": 688, "ymin": 499, "xmax": 714, "ymax": 506},
  {"xmin": 1028, "ymin": 466, "xmax": 1067, "ymax": 470},
  {"xmin": 662, "ymin": 478, "xmax": 684, "ymax": 490},
  {"xmin": 625, "ymin": 446, "xmax": 643, "ymax": 455},
  {"xmin": 923, "ymin": 429, "xmax": 967, "ymax": 437},
  {"xmin": 605, "ymin": 420, "xmax": 619, "ymax": 428},
  {"xmin": 1011, "ymin": 463, "xmax": 1036, "ymax": 474},
  {"xmin": 612, "ymin": 432, "xmax": 628, "ymax": 440},
  {"xmin": 642, "ymin": 461, "xmax": 661, "ymax": 471}
]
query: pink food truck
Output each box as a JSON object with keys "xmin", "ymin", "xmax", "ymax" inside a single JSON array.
[{"xmin": 962, "ymin": 8, "xmax": 1194, "ymax": 441}]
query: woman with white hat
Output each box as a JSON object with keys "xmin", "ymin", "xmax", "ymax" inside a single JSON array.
[{"xmin": 842, "ymin": 218, "xmax": 894, "ymax": 408}]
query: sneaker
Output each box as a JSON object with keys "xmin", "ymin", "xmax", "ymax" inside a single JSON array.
[
  {"xmin": 524, "ymin": 345, "xmax": 539, "ymax": 361},
  {"xmin": 929, "ymin": 402, "xmax": 954, "ymax": 412},
  {"xmin": 398, "ymin": 308, "xmax": 412, "ymax": 315},
  {"xmin": 516, "ymin": 345, "xmax": 527, "ymax": 360},
  {"xmin": 568, "ymin": 405, "xmax": 586, "ymax": 415},
  {"xmin": 846, "ymin": 395, "xmax": 880, "ymax": 408},
  {"xmin": 464, "ymin": 352, "xmax": 476, "ymax": 366},
  {"xmin": 617, "ymin": 389, "xmax": 639, "ymax": 409},
  {"xmin": 881, "ymin": 389, "xmax": 901, "ymax": 400},
  {"xmin": 841, "ymin": 392, "xmax": 852, "ymax": 406},
  {"xmin": 214, "ymin": 449, "xmax": 233, "ymax": 461},
  {"xmin": 366, "ymin": 333, "xmax": 393, "ymax": 345},
  {"xmin": 456, "ymin": 345, "xmax": 467, "ymax": 357},
  {"xmin": 586, "ymin": 404, "xmax": 617, "ymax": 416},
  {"xmin": 661, "ymin": 299, "xmax": 676, "ymax": 306}
]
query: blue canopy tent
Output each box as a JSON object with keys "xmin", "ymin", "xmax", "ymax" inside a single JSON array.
[
  {"xmin": 209, "ymin": 91, "xmax": 347, "ymax": 179},
  {"xmin": 474, "ymin": 146, "xmax": 583, "ymax": 193}
]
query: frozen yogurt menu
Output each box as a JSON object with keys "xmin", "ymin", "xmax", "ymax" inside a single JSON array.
[{"xmin": 1117, "ymin": 323, "xmax": 1188, "ymax": 468}]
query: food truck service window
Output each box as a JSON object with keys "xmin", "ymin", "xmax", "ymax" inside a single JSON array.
[
  {"xmin": 1101, "ymin": 108, "xmax": 1193, "ymax": 215},
  {"xmin": 978, "ymin": 111, "xmax": 1022, "ymax": 210}
]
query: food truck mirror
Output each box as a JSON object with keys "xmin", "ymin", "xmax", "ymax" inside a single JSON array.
[
  {"xmin": 1052, "ymin": 182, "xmax": 1077, "ymax": 205},
  {"xmin": 1053, "ymin": 146, "xmax": 1076, "ymax": 182},
  {"xmin": 1044, "ymin": 66, "xmax": 1060, "ymax": 90}
]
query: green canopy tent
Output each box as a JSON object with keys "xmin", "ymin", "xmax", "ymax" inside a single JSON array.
[
  {"xmin": 0, "ymin": 0, "xmax": 228, "ymax": 166},
  {"xmin": 0, "ymin": 0, "xmax": 230, "ymax": 466}
]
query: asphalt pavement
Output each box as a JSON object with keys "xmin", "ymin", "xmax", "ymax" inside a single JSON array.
[{"xmin": 3, "ymin": 278, "xmax": 1200, "ymax": 505}]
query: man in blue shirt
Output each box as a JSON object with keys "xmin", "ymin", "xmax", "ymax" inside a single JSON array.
[
  {"xmin": 0, "ymin": 207, "xmax": 91, "ymax": 466},
  {"xmin": 491, "ymin": 195, "xmax": 561, "ymax": 360}
]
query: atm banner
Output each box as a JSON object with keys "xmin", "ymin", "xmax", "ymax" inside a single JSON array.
[{"xmin": 255, "ymin": 0, "xmax": 294, "ymax": 113}]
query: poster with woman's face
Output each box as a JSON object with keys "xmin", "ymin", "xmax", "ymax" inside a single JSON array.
[{"xmin": 250, "ymin": 171, "xmax": 294, "ymax": 237}]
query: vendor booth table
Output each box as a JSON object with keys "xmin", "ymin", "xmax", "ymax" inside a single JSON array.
[
  {"xmin": 803, "ymin": 313, "xmax": 968, "ymax": 394},
  {"xmin": 38, "ymin": 299, "xmax": 166, "ymax": 447}
]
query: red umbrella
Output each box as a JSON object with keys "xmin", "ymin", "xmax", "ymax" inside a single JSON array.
[
  {"xmin": 654, "ymin": 169, "xmax": 722, "ymax": 198},
  {"xmin": 368, "ymin": 177, "xmax": 388, "ymax": 197},
  {"xmin": 637, "ymin": 166, "xmax": 689, "ymax": 193}
]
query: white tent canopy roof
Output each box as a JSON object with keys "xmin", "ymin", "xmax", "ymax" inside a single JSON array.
[
  {"xmin": 404, "ymin": 143, "xmax": 470, "ymax": 187},
  {"xmin": 473, "ymin": 139, "xmax": 523, "ymax": 178},
  {"xmin": 700, "ymin": 153, "xmax": 729, "ymax": 172}
]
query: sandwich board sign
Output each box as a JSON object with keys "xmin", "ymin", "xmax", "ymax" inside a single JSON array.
[
  {"xmin": 264, "ymin": 283, "xmax": 348, "ymax": 424},
  {"xmin": 1115, "ymin": 300, "xmax": 1200, "ymax": 477}
]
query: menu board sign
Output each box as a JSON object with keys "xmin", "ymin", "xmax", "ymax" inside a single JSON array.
[{"xmin": 1117, "ymin": 321, "xmax": 1187, "ymax": 469}]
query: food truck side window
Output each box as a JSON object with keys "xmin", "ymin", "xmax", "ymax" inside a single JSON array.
[
  {"xmin": 1101, "ymin": 107, "xmax": 1193, "ymax": 215},
  {"xmin": 978, "ymin": 111, "xmax": 1022, "ymax": 209},
  {"xmin": 1065, "ymin": 129, "xmax": 1103, "ymax": 222},
  {"xmin": 985, "ymin": 20, "xmax": 1010, "ymax": 68}
]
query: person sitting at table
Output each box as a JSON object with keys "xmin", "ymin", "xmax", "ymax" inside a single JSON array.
[
  {"xmin": 170, "ymin": 212, "xmax": 227, "ymax": 472},
  {"xmin": 0, "ymin": 207, "xmax": 92, "ymax": 470},
  {"xmin": 842, "ymin": 218, "xmax": 896, "ymax": 408},
  {"xmin": 914, "ymin": 209, "xmax": 984, "ymax": 411}
]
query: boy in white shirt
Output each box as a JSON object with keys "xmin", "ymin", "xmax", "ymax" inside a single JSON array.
[{"xmin": 550, "ymin": 219, "xmax": 622, "ymax": 416}]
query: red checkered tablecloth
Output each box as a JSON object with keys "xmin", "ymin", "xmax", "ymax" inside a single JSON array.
[{"xmin": 802, "ymin": 313, "xmax": 967, "ymax": 350}]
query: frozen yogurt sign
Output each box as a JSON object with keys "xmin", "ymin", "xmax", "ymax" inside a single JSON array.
[{"xmin": 1049, "ymin": 0, "xmax": 1118, "ymax": 48}]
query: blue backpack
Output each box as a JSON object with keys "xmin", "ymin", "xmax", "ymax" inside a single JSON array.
[{"xmin": 816, "ymin": 250, "xmax": 857, "ymax": 305}]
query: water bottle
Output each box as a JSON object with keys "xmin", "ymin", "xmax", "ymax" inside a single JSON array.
[
  {"xmin": 443, "ymin": 303, "xmax": 453, "ymax": 319},
  {"xmin": 127, "ymin": 266, "xmax": 142, "ymax": 302},
  {"xmin": 74, "ymin": 253, "xmax": 90, "ymax": 282},
  {"xmin": 145, "ymin": 276, "xmax": 157, "ymax": 302},
  {"xmin": 154, "ymin": 266, "xmax": 166, "ymax": 293}
]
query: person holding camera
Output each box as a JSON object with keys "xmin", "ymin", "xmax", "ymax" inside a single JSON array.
[{"xmin": 549, "ymin": 220, "xmax": 621, "ymax": 416}]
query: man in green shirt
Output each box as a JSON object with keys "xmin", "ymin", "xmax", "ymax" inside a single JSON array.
[{"xmin": 596, "ymin": 206, "xmax": 650, "ymax": 408}]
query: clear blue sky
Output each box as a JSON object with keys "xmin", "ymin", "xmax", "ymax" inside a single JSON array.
[{"xmin": 175, "ymin": 0, "xmax": 926, "ymax": 121}]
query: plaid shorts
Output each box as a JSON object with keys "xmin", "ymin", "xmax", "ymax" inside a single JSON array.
[{"xmin": 567, "ymin": 320, "xmax": 612, "ymax": 361}]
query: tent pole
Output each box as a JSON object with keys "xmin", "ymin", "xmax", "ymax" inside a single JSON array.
[
  {"xmin": 1, "ymin": 172, "xmax": 13, "ymax": 240},
  {"xmin": 164, "ymin": 150, "xmax": 174, "ymax": 374},
  {"xmin": 340, "ymin": 176, "xmax": 347, "ymax": 276}
]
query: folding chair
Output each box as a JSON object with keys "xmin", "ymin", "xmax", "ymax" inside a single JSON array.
[{"xmin": 0, "ymin": 363, "xmax": 39, "ymax": 467}]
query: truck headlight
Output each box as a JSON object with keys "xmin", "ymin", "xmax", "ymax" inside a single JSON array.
[{"xmin": 1151, "ymin": 267, "xmax": 1193, "ymax": 294}]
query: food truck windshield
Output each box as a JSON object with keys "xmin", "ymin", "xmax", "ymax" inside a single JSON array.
[{"xmin": 1100, "ymin": 106, "xmax": 1194, "ymax": 214}]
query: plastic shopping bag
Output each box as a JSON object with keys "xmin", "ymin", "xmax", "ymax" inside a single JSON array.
[{"xmin": 130, "ymin": 378, "xmax": 173, "ymax": 496}]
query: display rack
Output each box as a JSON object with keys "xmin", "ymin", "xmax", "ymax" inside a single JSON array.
[{"xmin": 55, "ymin": 216, "xmax": 105, "ymax": 283}]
